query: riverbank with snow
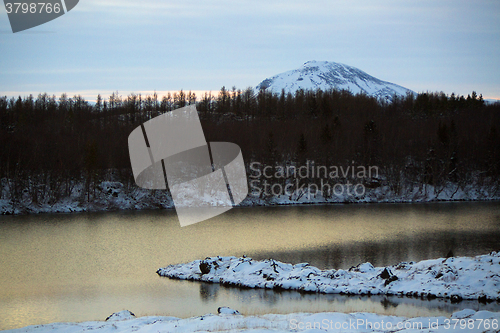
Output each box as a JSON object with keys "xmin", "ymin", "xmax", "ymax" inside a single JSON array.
[
  {"xmin": 157, "ymin": 253, "xmax": 500, "ymax": 302},
  {"xmin": 0, "ymin": 178, "xmax": 498, "ymax": 216},
  {"xmin": 5, "ymin": 309, "xmax": 500, "ymax": 332}
]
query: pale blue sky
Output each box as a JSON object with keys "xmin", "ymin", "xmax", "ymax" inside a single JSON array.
[{"xmin": 0, "ymin": 0, "xmax": 499, "ymax": 100}]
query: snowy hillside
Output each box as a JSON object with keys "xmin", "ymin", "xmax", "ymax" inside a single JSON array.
[{"xmin": 256, "ymin": 61, "xmax": 414, "ymax": 102}]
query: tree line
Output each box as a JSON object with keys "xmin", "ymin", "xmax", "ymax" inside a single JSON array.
[{"xmin": 0, "ymin": 87, "xmax": 498, "ymax": 205}]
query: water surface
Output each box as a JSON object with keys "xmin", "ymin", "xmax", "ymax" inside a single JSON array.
[{"xmin": 0, "ymin": 201, "xmax": 499, "ymax": 330}]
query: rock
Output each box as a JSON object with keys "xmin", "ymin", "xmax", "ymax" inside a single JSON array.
[
  {"xmin": 378, "ymin": 268, "xmax": 398, "ymax": 286},
  {"xmin": 199, "ymin": 261, "xmax": 211, "ymax": 274},
  {"xmin": 478, "ymin": 294, "xmax": 493, "ymax": 304},
  {"xmin": 427, "ymin": 293, "xmax": 437, "ymax": 299},
  {"xmin": 105, "ymin": 310, "xmax": 135, "ymax": 321},
  {"xmin": 349, "ymin": 262, "xmax": 375, "ymax": 273},
  {"xmin": 384, "ymin": 275, "xmax": 398, "ymax": 286},
  {"xmin": 450, "ymin": 294, "xmax": 463, "ymax": 303},
  {"xmin": 199, "ymin": 259, "xmax": 218, "ymax": 275},
  {"xmin": 379, "ymin": 268, "xmax": 392, "ymax": 280},
  {"xmin": 217, "ymin": 307, "xmax": 240, "ymax": 315}
]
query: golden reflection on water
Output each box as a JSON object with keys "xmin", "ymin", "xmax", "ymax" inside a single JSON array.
[{"xmin": 0, "ymin": 202, "xmax": 499, "ymax": 329}]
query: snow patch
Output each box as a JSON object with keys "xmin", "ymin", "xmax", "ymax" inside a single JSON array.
[
  {"xmin": 218, "ymin": 306, "xmax": 241, "ymax": 315},
  {"xmin": 5, "ymin": 309, "xmax": 500, "ymax": 333},
  {"xmin": 105, "ymin": 310, "xmax": 136, "ymax": 321},
  {"xmin": 158, "ymin": 253, "xmax": 500, "ymax": 301}
]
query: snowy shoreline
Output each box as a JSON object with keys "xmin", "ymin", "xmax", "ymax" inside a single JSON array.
[
  {"xmin": 157, "ymin": 253, "xmax": 500, "ymax": 302},
  {"xmin": 5, "ymin": 309, "xmax": 500, "ymax": 333},
  {"xmin": 0, "ymin": 179, "xmax": 499, "ymax": 216}
]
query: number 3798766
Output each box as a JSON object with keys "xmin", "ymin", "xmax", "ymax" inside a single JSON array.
[
  {"xmin": 5, "ymin": 2, "xmax": 61, "ymax": 14},
  {"xmin": 443, "ymin": 318, "xmax": 498, "ymax": 330}
]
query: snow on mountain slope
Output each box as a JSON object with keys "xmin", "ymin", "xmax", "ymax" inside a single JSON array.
[{"xmin": 256, "ymin": 61, "xmax": 414, "ymax": 102}]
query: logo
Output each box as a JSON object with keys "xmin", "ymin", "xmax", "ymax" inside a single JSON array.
[
  {"xmin": 4, "ymin": 0, "xmax": 79, "ymax": 33},
  {"xmin": 128, "ymin": 105, "xmax": 248, "ymax": 227}
]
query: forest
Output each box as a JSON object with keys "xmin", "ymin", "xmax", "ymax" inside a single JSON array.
[{"xmin": 0, "ymin": 87, "xmax": 499, "ymax": 207}]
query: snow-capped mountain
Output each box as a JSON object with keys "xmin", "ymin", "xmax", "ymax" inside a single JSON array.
[{"xmin": 256, "ymin": 61, "xmax": 414, "ymax": 101}]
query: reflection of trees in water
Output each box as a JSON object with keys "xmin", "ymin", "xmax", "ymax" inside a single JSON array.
[
  {"xmin": 199, "ymin": 282, "xmax": 220, "ymax": 302},
  {"xmin": 187, "ymin": 275, "xmax": 500, "ymax": 315},
  {"xmin": 250, "ymin": 231, "xmax": 499, "ymax": 270},
  {"xmin": 381, "ymin": 297, "xmax": 399, "ymax": 309},
  {"xmin": 206, "ymin": 282, "xmax": 500, "ymax": 314}
]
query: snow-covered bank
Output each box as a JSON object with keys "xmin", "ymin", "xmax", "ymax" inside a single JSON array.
[
  {"xmin": 0, "ymin": 178, "xmax": 499, "ymax": 215},
  {"xmin": 157, "ymin": 253, "xmax": 500, "ymax": 302},
  {"xmin": 0, "ymin": 181, "xmax": 174, "ymax": 215},
  {"xmin": 5, "ymin": 309, "xmax": 500, "ymax": 332},
  {"xmin": 250, "ymin": 184, "xmax": 500, "ymax": 206}
]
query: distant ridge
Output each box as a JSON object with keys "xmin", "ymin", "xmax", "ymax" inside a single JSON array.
[{"xmin": 256, "ymin": 61, "xmax": 414, "ymax": 102}]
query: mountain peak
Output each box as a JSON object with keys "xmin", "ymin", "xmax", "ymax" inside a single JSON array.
[
  {"xmin": 256, "ymin": 61, "xmax": 413, "ymax": 102},
  {"xmin": 303, "ymin": 60, "xmax": 338, "ymax": 67}
]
